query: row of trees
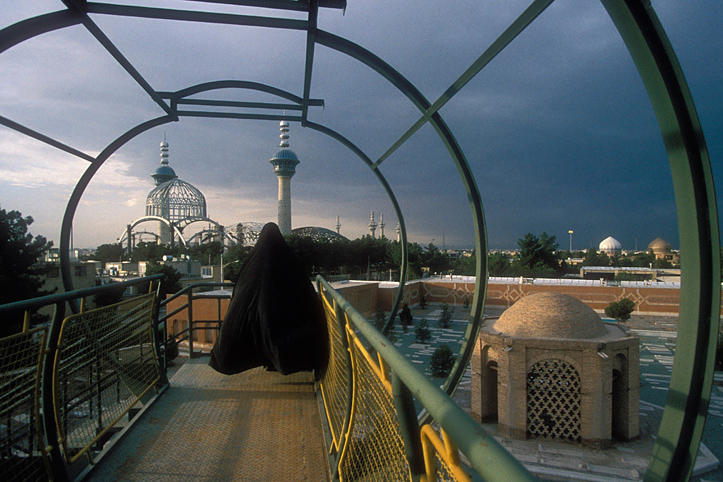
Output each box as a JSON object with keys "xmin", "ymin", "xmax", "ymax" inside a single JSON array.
[{"xmin": 94, "ymin": 231, "xmax": 680, "ymax": 284}]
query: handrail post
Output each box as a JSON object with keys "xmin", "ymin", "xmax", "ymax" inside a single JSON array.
[
  {"xmin": 392, "ymin": 372, "xmax": 425, "ymax": 482},
  {"xmin": 153, "ymin": 277, "xmax": 169, "ymax": 386},
  {"xmin": 42, "ymin": 301, "xmax": 70, "ymax": 482},
  {"xmin": 187, "ymin": 288, "xmax": 194, "ymax": 358}
]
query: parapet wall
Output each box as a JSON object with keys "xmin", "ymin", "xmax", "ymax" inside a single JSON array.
[{"xmin": 368, "ymin": 278, "xmax": 722, "ymax": 317}]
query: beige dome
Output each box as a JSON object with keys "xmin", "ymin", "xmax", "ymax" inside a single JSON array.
[
  {"xmin": 648, "ymin": 237, "xmax": 672, "ymax": 253},
  {"xmin": 493, "ymin": 292, "xmax": 607, "ymax": 339}
]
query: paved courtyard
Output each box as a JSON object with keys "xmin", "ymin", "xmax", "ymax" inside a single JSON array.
[{"xmin": 386, "ymin": 303, "xmax": 723, "ymax": 481}]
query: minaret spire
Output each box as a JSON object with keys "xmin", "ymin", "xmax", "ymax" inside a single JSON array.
[
  {"xmin": 368, "ymin": 211, "xmax": 378, "ymax": 238},
  {"xmin": 269, "ymin": 120, "xmax": 300, "ymax": 236}
]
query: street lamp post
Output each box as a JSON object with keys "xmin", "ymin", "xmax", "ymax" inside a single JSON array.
[{"xmin": 568, "ymin": 230, "xmax": 574, "ymax": 252}]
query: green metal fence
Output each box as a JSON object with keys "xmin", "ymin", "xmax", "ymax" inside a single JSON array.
[{"xmin": 0, "ymin": 275, "xmax": 164, "ymax": 482}]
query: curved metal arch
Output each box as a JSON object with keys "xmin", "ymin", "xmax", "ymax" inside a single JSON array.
[
  {"xmin": 304, "ymin": 121, "xmax": 409, "ymax": 330},
  {"xmin": 186, "ymin": 228, "xmax": 237, "ymax": 247},
  {"xmin": 0, "ymin": 10, "xmax": 82, "ymax": 55},
  {"xmin": 314, "ymin": 29, "xmax": 488, "ymax": 405},
  {"xmin": 161, "ymin": 80, "xmax": 315, "ymax": 106},
  {"xmin": 118, "ymin": 215, "xmax": 187, "ymax": 248},
  {"xmin": 60, "ymin": 115, "xmax": 177, "ymax": 302},
  {"xmin": 600, "ymin": 2, "xmax": 720, "ymax": 481}
]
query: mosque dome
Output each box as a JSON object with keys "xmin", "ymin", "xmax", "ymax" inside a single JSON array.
[
  {"xmin": 292, "ymin": 226, "xmax": 348, "ymax": 242},
  {"xmin": 599, "ymin": 236, "xmax": 622, "ymax": 252},
  {"xmin": 146, "ymin": 178, "xmax": 207, "ymax": 222},
  {"xmin": 492, "ymin": 292, "xmax": 607, "ymax": 340},
  {"xmin": 648, "ymin": 237, "xmax": 672, "ymax": 254}
]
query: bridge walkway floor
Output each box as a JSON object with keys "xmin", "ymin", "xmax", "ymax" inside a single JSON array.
[{"xmin": 86, "ymin": 357, "xmax": 330, "ymax": 481}]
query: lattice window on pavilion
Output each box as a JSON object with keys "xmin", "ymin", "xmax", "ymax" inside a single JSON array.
[{"xmin": 526, "ymin": 359, "xmax": 581, "ymax": 441}]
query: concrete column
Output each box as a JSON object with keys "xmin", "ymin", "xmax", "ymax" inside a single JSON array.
[{"xmin": 277, "ymin": 175, "xmax": 292, "ymax": 236}]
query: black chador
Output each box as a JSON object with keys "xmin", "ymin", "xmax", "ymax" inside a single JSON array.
[{"xmin": 209, "ymin": 223, "xmax": 329, "ymax": 376}]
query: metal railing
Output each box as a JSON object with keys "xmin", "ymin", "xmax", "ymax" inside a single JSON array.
[
  {"xmin": 158, "ymin": 281, "xmax": 234, "ymax": 359},
  {"xmin": 317, "ymin": 275, "xmax": 536, "ymax": 482},
  {"xmin": 0, "ymin": 275, "xmax": 164, "ymax": 482}
]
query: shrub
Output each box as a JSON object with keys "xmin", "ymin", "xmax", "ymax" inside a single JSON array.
[
  {"xmin": 438, "ymin": 302, "xmax": 454, "ymax": 328},
  {"xmin": 430, "ymin": 344, "xmax": 455, "ymax": 378},
  {"xmin": 604, "ymin": 298, "xmax": 635, "ymax": 322},
  {"xmin": 415, "ymin": 319, "xmax": 431, "ymax": 344}
]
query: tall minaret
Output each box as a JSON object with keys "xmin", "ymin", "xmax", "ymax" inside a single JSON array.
[
  {"xmin": 379, "ymin": 213, "xmax": 385, "ymax": 239},
  {"xmin": 369, "ymin": 211, "xmax": 378, "ymax": 238},
  {"xmin": 336, "ymin": 215, "xmax": 342, "ymax": 234},
  {"xmin": 269, "ymin": 120, "xmax": 300, "ymax": 236}
]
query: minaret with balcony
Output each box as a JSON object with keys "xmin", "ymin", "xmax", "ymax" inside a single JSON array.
[{"xmin": 269, "ymin": 120, "xmax": 300, "ymax": 236}]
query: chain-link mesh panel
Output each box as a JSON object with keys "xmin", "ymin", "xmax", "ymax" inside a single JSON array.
[
  {"xmin": 0, "ymin": 327, "xmax": 50, "ymax": 482},
  {"xmin": 318, "ymin": 295, "xmax": 349, "ymax": 451},
  {"xmin": 338, "ymin": 332, "xmax": 409, "ymax": 482},
  {"xmin": 420, "ymin": 425, "xmax": 472, "ymax": 482},
  {"xmin": 527, "ymin": 359, "xmax": 581, "ymax": 441},
  {"xmin": 54, "ymin": 293, "xmax": 160, "ymax": 462}
]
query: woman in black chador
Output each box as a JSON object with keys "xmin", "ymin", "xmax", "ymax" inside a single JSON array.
[{"xmin": 209, "ymin": 223, "xmax": 329, "ymax": 376}]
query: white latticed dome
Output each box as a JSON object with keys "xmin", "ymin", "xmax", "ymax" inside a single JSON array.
[
  {"xmin": 598, "ymin": 236, "xmax": 622, "ymax": 253},
  {"xmin": 146, "ymin": 178, "xmax": 207, "ymax": 222}
]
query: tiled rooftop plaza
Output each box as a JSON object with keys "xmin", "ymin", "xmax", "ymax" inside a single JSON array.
[{"xmin": 388, "ymin": 304, "xmax": 723, "ymax": 482}]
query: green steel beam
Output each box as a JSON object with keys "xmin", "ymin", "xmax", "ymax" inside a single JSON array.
[
  {"xmin": 0, "ymin": 115, "xmax": 96, "ymax": 163},
  {"xmin": 372, "ymin": 0, "xmax": 555, "ymax": 170},
  {"xmin": 65, "ymin": 5, "xmax": 176, "ymax": 118},
  {"xmin": 181, "ymin": 0, "xmax": 346, "ymax": 11},
  {"xmin": 174, "ymin": 99, "xmax": 310, "ymax": 110},
  {"xmin": 301, "ymin": 1, "xmax": 319, "ymax": 122},
  {"xmin": 85, "ymin": 2, "xmax": 308, "ymax": 31},
  {"xmin": 599, "ymin": 1, "xmax": 720, "ymax": 481}
]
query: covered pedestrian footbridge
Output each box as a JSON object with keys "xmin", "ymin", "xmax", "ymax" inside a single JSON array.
[{"xmin": 0, "ymin": 1, "xmax": 719, "ymax": 482}]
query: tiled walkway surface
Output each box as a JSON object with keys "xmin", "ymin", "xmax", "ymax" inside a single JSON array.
[{"xmin": 87, "ymin": 358, "xmax": 329, "ymax": 481}]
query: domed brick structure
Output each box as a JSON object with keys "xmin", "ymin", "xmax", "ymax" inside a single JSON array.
[{"xmin": 471, "ymin": 292, "xmax": 639, "ymax": 448}]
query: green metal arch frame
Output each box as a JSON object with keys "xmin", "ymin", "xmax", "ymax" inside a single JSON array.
[
  {"xmin": 600, "ymin": 2, "xmax": 720, "ymax": 481},
  {"xmin": 314, "ymin": 28, "xmax": 489, "ymax": 408}
]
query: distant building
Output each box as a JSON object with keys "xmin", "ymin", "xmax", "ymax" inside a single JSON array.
[
  {"xmin": 648, "ymin": 237, "xmax": 677, "ymax": 264},
  {"xmin": 269, "ymin": 121, "xmax": 300, "ymax": 236},
  {"xmin": 472, "ymin": 292, "xmax": 639, "ymax": 448},
  {"xmin": 146, "ymin": 139, "xmax": 207, "ymax": 244},
  {"xmin": 598, "ymin": 236, "xmax": 622, "ymax": 256}
]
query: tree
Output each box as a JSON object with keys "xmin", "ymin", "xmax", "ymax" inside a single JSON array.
[
  {"xmin": 429, "ymin": 344, "xmax": 455, "ymax": 378},
  {"xmin": 0, "ymin": 207, "xmax": 54, "ymax": 336},
  {"xmin": 93, "ymin": 281, "xmax": 125, "ymax": 307},
  {"xmin": 438, "ymin": 302, "xmax": 454, "ymax": 328},
  {"xmin": 488, "ymin": 252, "xmax": 511, "ymax": 276},
  {"xmin": 514, "ymin": 232, "xmax": 559, "ymax": 276},
  {"xmin": 144, "ymin": 262, "xmax": 183, "ymax": 299},
  {"xmin": 604, "ymin": 298, "xmax": 635, "ymax": 322},
  {"xmin": 94, "ymin": 243, "xmax": 126, "ymax": 264},
  {"xmin": 415, "ymin": 319, "xmax": 431, "ymax": 343},
  {"xmin": 582, "ymin": 247, "xmax": 610, "ymax": 267}
]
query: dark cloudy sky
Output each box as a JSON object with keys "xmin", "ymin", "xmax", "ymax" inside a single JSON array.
[{"xmin": 1, "ymin": 1, "xmax": 720, "ymax": 251}]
